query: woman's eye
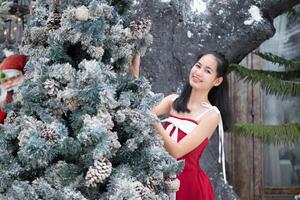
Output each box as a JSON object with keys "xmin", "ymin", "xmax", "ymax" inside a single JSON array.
[{"xmin": 205, "ymin": 70, "xmax": 211, "ymax": 74}]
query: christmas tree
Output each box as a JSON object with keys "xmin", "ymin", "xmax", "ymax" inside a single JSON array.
[{"xmin": 0, "ymin": 0, "xmax": 184, "ymax": 199}]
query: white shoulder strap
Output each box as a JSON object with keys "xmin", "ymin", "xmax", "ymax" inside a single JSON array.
[{"xmin": 197, "ymin": 102, "xmax": 227, "ymax": 184}]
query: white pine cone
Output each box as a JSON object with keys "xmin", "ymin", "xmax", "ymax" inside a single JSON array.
[
  {"xmin": 38, "ymin": 125, "xmax": 60, "ymax": 144},
  {"xmin": 44, "ymin": 79, "xmax": 62, "ymax": 97},
  {"xmin": 134, "ymin": 181, "xmax": 149, "ymax": 200},
  {"xmin": 47, "ymin": 11, "xmax": 61, "ymax": 30},
  {"xmin": 140, "ymin": 18, "xmax": 151, "ymax": 33},
  {"xmin": 4, "ymin": 111, "xmax": 17, "ymax": 124},
  {"xmin": 129, "ymin": 18, "xmax": 151, "ymax": 38},
  {"xmin": 129, "ymin": 21, "xmax": 138, "ymax": 32},
  {"xmin": 144, "ymin": 179, "xmax": 154, "ymax": 190},
  {"xmin": 164, "ymin": 177, "xmax": 180, "ymax": 193},
  {"xmin": 85, "ymin": 157, "xmax": 112, "ymax": 187}
]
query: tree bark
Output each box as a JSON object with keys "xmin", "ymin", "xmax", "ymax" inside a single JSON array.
[{"xmin": 132, "ymin": 0, "xmax": 299, "ymax": 93}]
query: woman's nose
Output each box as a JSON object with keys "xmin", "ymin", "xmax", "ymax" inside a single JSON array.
[{"xmin": 195, "ymin": 68, "xmax": 204, "ymax": 75}]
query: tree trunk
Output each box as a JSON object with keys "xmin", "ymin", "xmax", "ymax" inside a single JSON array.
[{"xmin": 133, "ymin": 0, "xmax": 299, "ymax": 93}]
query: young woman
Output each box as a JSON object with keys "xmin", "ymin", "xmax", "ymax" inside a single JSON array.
[{"xmin": 130, "ymin": 51, "xmax": 231, "ymax": 200}]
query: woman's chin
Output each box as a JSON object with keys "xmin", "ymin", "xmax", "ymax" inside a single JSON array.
[
  {"xmin": 189, "ymin": 79, "xmax": 201, "ymax": 87},
  {"xmin": 189, "ymin": 81, "xmax": 209, "ymax": 91},
  {"xmin": 190, "ymin": 82, "xmax": 201, "ymax": 89}
]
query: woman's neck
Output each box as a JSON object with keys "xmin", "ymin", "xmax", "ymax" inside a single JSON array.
[{"xmin": 187, "ymin": 89, "xmax": 210, "ymax": 110}]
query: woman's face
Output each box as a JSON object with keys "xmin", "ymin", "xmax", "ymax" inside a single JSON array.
[{"xmin": 189, "ymin": 54, "xmax": 223, "ymax": 91}]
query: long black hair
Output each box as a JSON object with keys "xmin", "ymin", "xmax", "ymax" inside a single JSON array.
[{"xmin": 172, "ymin": 51, "xmax": 232, "ymax": 131}]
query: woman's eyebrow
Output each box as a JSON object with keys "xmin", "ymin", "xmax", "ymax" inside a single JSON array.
[
  {"xmin": 199, "ymin": 62, "xmax": 213, "ymax": 70},
  {"xmin": 205, "ymin": 66, "xmax": 213, "ymax": 71},
  {"xmin": 196, "ymin": 62, "xmax": 214, "ymax": 71}
]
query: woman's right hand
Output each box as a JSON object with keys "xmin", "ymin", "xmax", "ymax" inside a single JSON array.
[{"xmin": 129, "ymin": 53, "xmax": 141, "ymax": 78}]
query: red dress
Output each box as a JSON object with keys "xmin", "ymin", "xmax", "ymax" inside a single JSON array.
[{"xmin": 163, "ymin": 114, "xmax": 215, "ymax": 200}]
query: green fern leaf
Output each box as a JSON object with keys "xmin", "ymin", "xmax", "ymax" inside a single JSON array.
[
  {"xmin": 229, "ymin": 64, "xmax": 300, "ymax": 97},
  {"xmin": 254, "ymin": 51, "xmax": 300, "ymax": 71},
  {"xmin": 233, "ymin": 123, "xmax": 300, "ymax": 144}
]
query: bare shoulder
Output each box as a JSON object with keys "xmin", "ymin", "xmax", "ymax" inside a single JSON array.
[
  {"xmin": 160, "ymin": 93, "xmax": 179, "ymax": 104},
  {"xmin": 199, "ymin": 109, "xmax": 220, "ymax": 126},
  {"xmin": 168, "ymin": 93, "xmax": 179, "ymax": 101},
  {"xmin": 165, "ymin": 93, "xmax": 179, "ymax": 108}
]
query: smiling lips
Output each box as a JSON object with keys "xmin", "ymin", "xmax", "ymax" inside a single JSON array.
[{"xmin": 191, "ymin": 75, "xmax": 203, "ymax": 83}]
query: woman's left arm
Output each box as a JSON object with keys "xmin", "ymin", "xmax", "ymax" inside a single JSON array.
[
  {"xmin": 152, "ymin": 111, "xmax": 220, "ymax": 159},
  {"xmin": 129, "ymin": 53, "xmax": 141, "ymax": 78}
]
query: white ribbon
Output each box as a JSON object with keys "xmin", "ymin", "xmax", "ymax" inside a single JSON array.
[
  {"xmin": 200, "ymin": 102, "xmax": 227, "ymax": 184},
  {"xmin": 162, "ymin": 117, "xmax": 198, "ymax": 142}
]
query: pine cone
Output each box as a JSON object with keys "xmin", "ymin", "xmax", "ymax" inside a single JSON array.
[
  {"xmin": 140, "ymin": 18, "xmax": 151, "ymax": 33},
  {"xmin": 145, "ymin": 176, "xmax": 161, "ymax": 191},
  {"xmin": 85, "ymin": 157, "xmax": 112, "ymax": 187},
  {"xmin": 4, "ymin": 111, "xmax": 17, "ymax": 124},
  {"xmin": 129, "ymin": 21, "xmax": 138, "ymax": 32},
  {"xmin": 44, "ymin": 79, "xmax": 62, "ymax": 97},
  {"xmin": 22, "ymin": 27, "xmax": 48, "ymax": 46},
  {"xmin": 47, "ymin": 11, "xmax": 61, "ymax": 30},
  {"xmin": 144, "ymin": 179, "xmax": 154, "ymax": 190},
  {"xmin": 164, "ymin": 177, "xmax": 180, "ymax": 193},
  {"xmin": 129, "ymin": 18, "xmax": 151, "ymax": 38},
  {"xmin": 49, "ymin": 108, "xmax": 63, "ymax": 118},
  {"xmin": 64, "ymin": 97, "xmax": 80, "ymax": 111},
  {"xmin": 38, "ymin": 125, "xmax": 60, "ymax": 144},
  {"xmin": 134, "ymin": 181, "xmax": 149, "ymax": 200}
]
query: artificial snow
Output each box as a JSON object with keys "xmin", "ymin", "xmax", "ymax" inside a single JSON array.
[
  {"xmin": 3, "ymin": 48, "xmax": 14, "ymax": 57},
  {"xmin": 132, "ymin": 0, "xmax": 139, "ymax": 5},
  {"xmin": 160, "ymin": 0, "xmax": 171, "ymax": 3},
  {"xmin": 244, "ymin": 5, "xmax": 263, "ymax": 25},
  {"xmin": 190, "ymin": 0, "xmax": 207, "ymax": 14},
  {"xmin": 187, "ymin": 30, "xmax": 193, "ymax": 38}
]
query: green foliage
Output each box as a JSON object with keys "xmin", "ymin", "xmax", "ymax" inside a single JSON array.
[
  {"xmin": 229, "ymin": 63, "xmax": 300, "ymax": 97},
  {"xmin": 286, "ymin": 8, "xmax": 300, "ymax": 21},
  {"xmin": 254, "ymin": 51, "xmax": 300, "ymax": 71},
  {"xmin": 233, "ymin": 123, "xmax": 300, "ymax": 144},
  {"xmin": 230, "ymin": 51, "xmax": 300, "ymax": 144}
]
